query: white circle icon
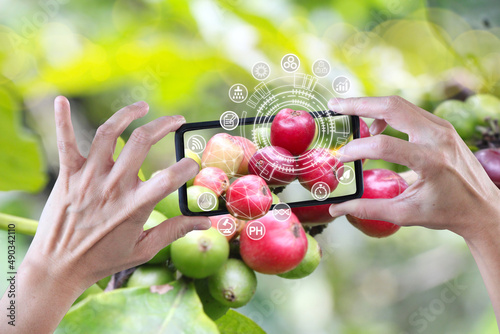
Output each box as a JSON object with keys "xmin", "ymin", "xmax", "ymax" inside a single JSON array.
[
  {"xmin": 337, "ymin": 165, "xmax": 355, "ymax": 185},
  {"xmin": 311, "ymin": 182, "xmax": 331, "ymax": 201},
  {"xmin": 312, "ymin": 59, "xmax": 331, "ymax": 78},
  {"xmin": 246, "ymin": 221, "xmax": 266, "ymax": 240},
  {"xmin": 272, "ymin": 203, "xmax": 291, "ymax": 222},
  {"xmin": 217, "ymin": 217, "xmax": 236, "ymax": 236},
  {"xmin": 229, "ymin": 84, "xmax": 248, "ymax": 103},
  {"xmin": 252, "ymin": 62, "xmax": 271, "ymax": 80},
  {"xmin": 333, "ymin": 76, "xmax": 351, "ymax": 95},
  {"xmin": 197, "ymin": 192, "xmax": 217, "ymax": 211},
  {"xmin": 281, "ymin": 54, "xmax": 300, "ymax": 73},
  {"xmin": 220, "ymin": 111, "xmax": 239, "ymax": 131},
  {"xmin": 187, "ymin": 135, "xmax": 206, "ymax": 155}
]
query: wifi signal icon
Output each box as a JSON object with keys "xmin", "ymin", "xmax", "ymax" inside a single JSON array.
[
  {"xmin": 191, "ymin": 138, "xmax": 203, "ymax": 150},
  {"xmin": 187, "ymin": 135, "xmax": 206, "ymax": 154}
]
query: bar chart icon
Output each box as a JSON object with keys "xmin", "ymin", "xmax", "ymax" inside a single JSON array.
[{"xmin": 333, "ymin": 76, "xmax": 350, "ymax": 95}]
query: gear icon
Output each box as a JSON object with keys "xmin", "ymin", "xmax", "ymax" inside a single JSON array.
[{"xmin": 252, "ymin": 62, "xmax": 271, "ymax": 80}]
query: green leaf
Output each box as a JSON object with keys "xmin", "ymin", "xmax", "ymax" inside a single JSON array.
[
  {"xmin": 0, "ymin": 88, "xmax": 47, "ymax": 192},
  {"xmin": 215, "ymin": 310, "xmax": 266, "ymax": 334},
  {"xmin": 73, "ymin": 284, "xmax": 103, "ymax": 306},
  {"xmin": 56, "ymin": 280, "xmax": 219, "ymax": 334}
]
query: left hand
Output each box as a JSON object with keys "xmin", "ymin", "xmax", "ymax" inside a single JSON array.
[{"xmin": 26, "ymin": 97, "xmax": 210, "ymax": 293}]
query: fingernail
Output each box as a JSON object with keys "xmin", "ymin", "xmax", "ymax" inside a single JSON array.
[
  {"xmin": 329, "ymin": 205, "xmax": 337, "ymax": 217},
  {"xmin": 337, "ymin": 146, "xmax": 347, "ymax": 162},
  {"xmin": 185, "ymin": 157, "xmax": 200, "ymax": 172},
  {"xmin": 369, "ymin": 125, "xmax": 377, "ymax": 136},
  {"xmin": 329, "ymin": 205, "xmax": 342, "ymax": 217},
  {"xmin": 328, "ymin": 98, "xmax": 344, "ymax": 107},
  {"xmin": 133, "ymin": 101, "xmax": 147, "ymax": 107},
  {"xmin": 328, "ymin": 99, "xmax": 336, "ymax": 110},
  {"xmin": 175, "ymin": 115, "xmax": 186, "ymax": 124},
  {"xmin": 194, "ymin": 218, "xmax": 211, "ymax": 230}
]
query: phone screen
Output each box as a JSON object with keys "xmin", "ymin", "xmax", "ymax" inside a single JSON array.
[{"xmin": 175, "ymin": 111, "xmax": 363, "ymax": 216}]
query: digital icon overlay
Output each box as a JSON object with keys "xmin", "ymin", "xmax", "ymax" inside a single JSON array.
[
  {"xmin": 246, "ymin": 221, "xmax": 266, "ymax": 240},
  {"xmin": 252, "ymin": 62, "xmax": 271, "ymax": 80},
  {"xmin": 311, "ymin": 181, "xmax": 331, "ymax": 201},
  {"xmin": 220, "ymin": 111, "xmax": 239, "ymax": 131},
  {"xmin": 187, "ymin": 135, "xmax": 206, "ymax": 154},
  {"xmin": 272, "ymin": 202, "xmax": 292, "ymax": 221},
  {"xmin": 205, "ymin": 54, "xmax": 357, "ymax": 211},
  {"xmin": 281, "ymin": 53, "xmax": 300, "ymax": 73},
  {"xmin": 197, "ymin": 192, "xmax": 218, "ymax": 211},
  {"xmin": 333, "ymin": 76, "xmax": 350, "ymax": 94},
  {"xmin": 217, "ymin": 217, "xmax": 236, "ymax": 236},
  {"xmin": 337, "ymin": 165, "xmax": 355, "ymax": 185},
  {"xmin": 312, "ymin": 59, "xmax": 330, "ymax": 77},
  {"xmin": 229, "ymin": 84, "xmax": 248, "ymax": 103}
]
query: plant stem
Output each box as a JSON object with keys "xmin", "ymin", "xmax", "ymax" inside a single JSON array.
[{"xmin": 0, "ymin": 213, "xmax": 38, "ymax": 236}]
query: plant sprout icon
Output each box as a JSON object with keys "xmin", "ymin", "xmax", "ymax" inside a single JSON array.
[
  {"xmin": 341, "ymin": 169, "xmax": 351, "ymax": 181},
  {"xmin": 337, "ymin": 165, "xmax": 355, "ymax": 185}
]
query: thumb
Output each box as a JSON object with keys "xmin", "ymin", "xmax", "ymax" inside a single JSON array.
[
  {"xmin": 135, "ymin": 216, "xmax": 211, "ymax": 262},
  {"xmin": 329, "ymin": 198, "xmax": 404, "ymax": 224}
]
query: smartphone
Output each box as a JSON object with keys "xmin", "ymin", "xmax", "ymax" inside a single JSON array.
[{"xmin": 174, "ymin": 111, "xmax": 363, "ymax": 216}]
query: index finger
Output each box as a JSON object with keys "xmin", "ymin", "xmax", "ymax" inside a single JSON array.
[
  {"xmin": 328, "ymin": 96, "xmax": 436, "ymax": 139},
  {"xmin": 136, "ymin": 157, "xmax": 201, "ymax": 208},
  {"xmin": 54, "ymin": 96, "xmax": 85, "ymax": 171}
]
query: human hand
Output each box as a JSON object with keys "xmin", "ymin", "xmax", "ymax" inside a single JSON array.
[
  {"xmin": 24, "ymin": 96, "xmax": 210, "ymax": 294},
  {"xmin": 328, "ymin": 96, "xmax": 500, "ymax": 242}
]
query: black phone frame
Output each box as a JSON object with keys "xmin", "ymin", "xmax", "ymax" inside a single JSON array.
[{"xmin": 175, "ymin": 112, "xmax": 364, "ymax": 217}]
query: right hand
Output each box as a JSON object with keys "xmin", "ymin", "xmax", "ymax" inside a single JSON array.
[{"xmin": 328, "ymin": 96, "xmax": 500, "ymax": 242}]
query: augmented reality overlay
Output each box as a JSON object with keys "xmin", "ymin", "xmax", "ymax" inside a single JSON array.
[
  {"xmin": 179, "ymin": 113, "xmax": 358, "ymax": 215},
  {"xmin": 176, "ymin": 54, "xmax": 361, "ymax": 217}
]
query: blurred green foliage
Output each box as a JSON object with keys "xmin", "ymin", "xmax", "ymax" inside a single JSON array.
[
  {"xmin": 0, "ymin": 88, "xmax": 46, "ymax": 192},
  {"xmin": 1, "ymin": 0, "xmax": 499, "ymax": 333}
]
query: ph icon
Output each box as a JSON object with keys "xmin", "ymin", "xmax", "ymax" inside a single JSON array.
[{"xmin": 246, "ymin": 221, "xmax": 266, "ymax": 240}]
